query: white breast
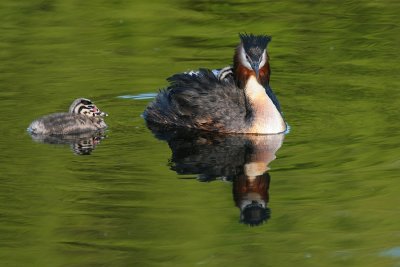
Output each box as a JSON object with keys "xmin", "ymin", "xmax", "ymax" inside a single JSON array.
[{"xmin": 244, "ymin": 76, "xmax": 286, "ymax": 134}]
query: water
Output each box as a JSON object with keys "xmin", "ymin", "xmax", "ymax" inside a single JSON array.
[{"xmin": 1, "ymin": 0, "xmax": 400, "ymax": 266}]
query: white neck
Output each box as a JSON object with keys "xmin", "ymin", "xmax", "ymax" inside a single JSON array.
[{"xmin": 244, "ymin": 76, "xmax": 286, "ymax": 134}]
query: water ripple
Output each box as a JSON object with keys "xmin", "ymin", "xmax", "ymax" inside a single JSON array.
[
  {"xmin": 380, "ymin": 247, "xmax": 400, "ymax": 258},
  {"xmin": 117, "ymin": 93, "xmax": 157, "ymax": 100}
]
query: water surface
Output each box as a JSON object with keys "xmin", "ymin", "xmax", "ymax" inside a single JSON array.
[{"xmin": 0, "ymin": 1, "xmax": 399, "ymax": 266}]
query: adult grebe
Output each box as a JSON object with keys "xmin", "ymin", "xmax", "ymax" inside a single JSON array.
[
  {"xmin": 28, "ymin": 98, "xmax": 108, "ymax": 135},
  {"xmin": 143, "ymin": 34, "xmax": 287, "ymax": 134}
]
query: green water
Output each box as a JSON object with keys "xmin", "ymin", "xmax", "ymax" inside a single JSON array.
[{"xmin": 1, "ymin": 0, "xmax": 400, "ymax": 266}]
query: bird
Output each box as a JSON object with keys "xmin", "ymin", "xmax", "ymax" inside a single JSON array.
[
  {"xmin": 143, "ymin": 33, "xmax": 287, "ymax": 134},
  {"xmin": 28, "ymin": 98, "xmax": 108, "ymax": 135}
]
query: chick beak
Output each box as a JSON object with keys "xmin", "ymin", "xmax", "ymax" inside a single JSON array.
[
  {"xmin": 91, "ymin": 106, "xmax": 108, "ymax": 117},
  {"xmin": 97, "ymin": 110, "xmax": 108, "ymax": 117}
]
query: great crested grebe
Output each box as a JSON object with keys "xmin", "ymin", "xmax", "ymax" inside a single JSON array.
[
  {"xmin": 143, "ymin": 33, "xmax": 287, "ymax": 134},
  {"xmin": 28, "ymin": 98, "xmax": 108, "ymax": 135}
]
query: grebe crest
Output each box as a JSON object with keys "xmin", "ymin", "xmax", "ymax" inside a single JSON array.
[
  {"xmin": 28, "ymin": 98, "xmax": 108, "ymax": 135},
  {"xmin": 144, "ymin": 33, "xmax": 287, "ymax": 134}
]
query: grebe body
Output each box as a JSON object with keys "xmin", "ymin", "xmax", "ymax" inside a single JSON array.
[
  {"xmin": 28, "ymin": 98, "xmax": 108, "ymax": 135},
  {"xmin": 144, "ymin": 34, "xmax": 286, "ymax": 134}
]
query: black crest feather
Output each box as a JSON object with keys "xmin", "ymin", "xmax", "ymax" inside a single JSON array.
[{"xmin": 239, "ymin": 33, "xmax": 271, "ymax": 52}]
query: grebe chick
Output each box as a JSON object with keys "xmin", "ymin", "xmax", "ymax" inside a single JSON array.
[
  {"xmin": 28, "ymin": 98, "xmax": 108, "ymax": 135},
  {"xmin": 143, "ymin": 34, "xmax": 287, "ymax": 134}
]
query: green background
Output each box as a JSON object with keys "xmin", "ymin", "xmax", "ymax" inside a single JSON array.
[{"xmin": 0, "ymin": 0, "xmax": 399, "ymax": 266}]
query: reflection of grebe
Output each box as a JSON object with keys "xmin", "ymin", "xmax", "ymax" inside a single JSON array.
[
  {"xmin": 147, "ymin": 125, "xmax": 284, "ymax": 226},
  {"xmin": 71, "ymin": 135, "xmax": 104, "ymax": 155},
  {"xmin": 233, "ymin": 173, "xmax": 270, "ymax": 226},
  {"xmin": 28, "ymin": 98, "xmax": 108, "ymax": 135},
  {"xmin": 29, "ymin": 131, "xmax": 106, "ymax": 155},
  {"xmin": 144, "ymin": 34, "xmax": 286, "ymax": 134}
]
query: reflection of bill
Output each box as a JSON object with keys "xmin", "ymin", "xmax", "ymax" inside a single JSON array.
[
  {"xmin": 29, "ymin": 131, "xmax": 106, "ymax": 155},
  {"xmin": 233, "ymin": 173, "xmax": 270, "ymax": 226},
  {"xmin": 146, "ymin": 123, "xmax": 284, "ymax": 226}
]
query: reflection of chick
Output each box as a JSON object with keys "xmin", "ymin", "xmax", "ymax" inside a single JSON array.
[
  {"xmin": 71, "ymin": 136, "xmax": 103, "ymax": 155},
  {"xmin": 29, "ymin": 126, "xmax": 106, "ymax": 156},
  {"xmin": 28, "ymin": 98, "xmax": 108, "ymax": 135},
  {"xmin": 233, "ymin": 173, "xmax": 271, "ymax": 226}
]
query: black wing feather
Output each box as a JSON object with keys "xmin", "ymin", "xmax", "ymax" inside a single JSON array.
[{"xmin": 144, "ymin": 69, "xmax": 249, "ymax": 132}]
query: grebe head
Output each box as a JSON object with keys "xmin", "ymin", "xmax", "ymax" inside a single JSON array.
[
  {"xmin": 238, "ymin": 33, "xmax": 271, "ymax": 79},
  {"xmin": 69, "ymin": 98, "xmax": 108, "ymax": 117}
]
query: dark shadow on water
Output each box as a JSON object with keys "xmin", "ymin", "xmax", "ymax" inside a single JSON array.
[
  {"xmin": 29, "ymin": 131, "xmax": 106, "ymax": 155},
  {"xmin": 147, "ymin": 123, "xmax": 284, "ymax": 226}
]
